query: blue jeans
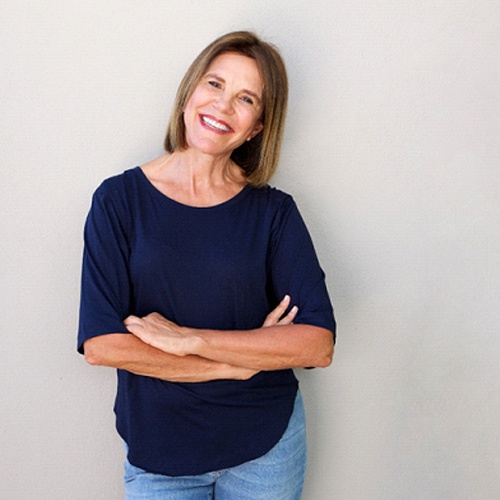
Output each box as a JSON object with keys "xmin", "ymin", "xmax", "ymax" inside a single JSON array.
[{"xmin": 124, "ymin": 391, "xmax": 307, "ymax": 499}]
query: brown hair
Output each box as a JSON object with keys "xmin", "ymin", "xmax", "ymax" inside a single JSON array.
[{"xmin": 164, "ymin": 31, "xmax": 288, "ymax": 187}]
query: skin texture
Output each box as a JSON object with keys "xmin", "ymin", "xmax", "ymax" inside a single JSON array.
[{"xmin": 83, "ymin": 53, "xmax": 334, "ymax": 379}]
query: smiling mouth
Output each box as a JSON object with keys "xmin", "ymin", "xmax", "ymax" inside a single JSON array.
[{"xmin": 200, "ymin": 115, "xmax": 233, "ymax": 133}]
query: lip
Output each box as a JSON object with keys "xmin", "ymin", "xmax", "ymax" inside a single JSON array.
[{"xmin": 199, "ymin": 114, "xmax": 234, "ymax": 134}]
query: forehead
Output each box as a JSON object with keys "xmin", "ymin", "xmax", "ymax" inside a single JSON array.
[{"xmin": 205, "ymin": 52, "xmax": 263, "ymax": 94}]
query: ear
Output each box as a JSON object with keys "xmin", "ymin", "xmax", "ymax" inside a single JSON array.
[{"xmin": 247, "ymin": 122, "xmax": 263, "ymax": 141}]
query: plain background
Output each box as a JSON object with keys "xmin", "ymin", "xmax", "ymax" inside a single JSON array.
[{"xmin": 1, "ymin": 1, "xmax": 499, "ymax": 499}]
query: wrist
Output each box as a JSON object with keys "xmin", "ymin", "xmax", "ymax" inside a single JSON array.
[{"xmin": 184, "ymin": 328, "xmax": 206, "ymax": 357}]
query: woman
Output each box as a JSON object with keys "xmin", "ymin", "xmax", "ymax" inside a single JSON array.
[{"xmin": 78, "ymin": 31, "xmax": 335, "ymax": 499}]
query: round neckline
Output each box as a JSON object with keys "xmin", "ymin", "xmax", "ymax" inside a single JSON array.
[{"xmin": 134, "ymin": 166, "xmax": 252, "ymax": 210}]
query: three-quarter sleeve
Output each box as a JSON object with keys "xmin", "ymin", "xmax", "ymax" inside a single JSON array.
[
  {"xmin": 77, "ymin": 183, "xmax": 132, "ymax": 353},
  {"xmin": 269, "ymin": 195, "xmax": 336, "ymax": 341}
]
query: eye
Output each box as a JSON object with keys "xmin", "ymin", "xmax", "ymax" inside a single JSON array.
[
  {"xmin": 208, "ymin": 80, "xmax": 222, "ymax": 89},
  {"xmin": 240, "ymin": 95, "xmax": 255, "ymax": 105}
]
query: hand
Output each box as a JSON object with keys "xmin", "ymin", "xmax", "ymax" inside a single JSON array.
[
  {"xmin": 124, "ymin": 312, "xmax": 192, "ymax": 356},
  {"xmin": 262, "ymin": 295, "xmax": 298, "ymax": 327},
  {"xmin": 124, "ymin": 295, "xmax": 298, "ymax": 358}
]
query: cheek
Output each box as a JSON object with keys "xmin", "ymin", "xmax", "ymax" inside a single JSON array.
[
  {"xmin": 183, "ymin": 87, "xmax": 203, "ymax": 114},
  {"xmin": 182, "ymin": 91, "xmax": 205, "ymax": 130},
  {"xmin": 245, "ymin": 113, "xmax": 263, "ymax": 134},
  {"xmin": 183, "ymin": 95, "xmax": 195, "ymax": 116}
]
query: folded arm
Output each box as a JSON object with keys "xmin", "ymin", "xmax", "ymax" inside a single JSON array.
[
  {"xmin": 83, "ymin": 333, "xmax": 258, "ymax": 382},
  {"xmin": 189, "ymin": 323, "xmax": 333, "ymax": 370},
  {"xmin": 83, "ymin": 295, "xmax": 302, "ymax": 381},
  {"xmin": 125, "ymin": 296, "xmax": 334, "ymax": 371}
]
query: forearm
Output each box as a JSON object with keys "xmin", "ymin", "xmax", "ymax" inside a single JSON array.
[
  {"xmin": 83, "ymin": 333, "xmax": 257, "ymax": 382},
  {"xmin": 187, "ymin": 324, "xmax": 334, "ymax": 371},
  {"xmin": 123, "ymin": 298, "xmax": 333, "ymax": 372}
]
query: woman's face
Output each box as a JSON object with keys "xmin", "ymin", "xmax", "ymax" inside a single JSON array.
[{"xmin": 183, "ymin": 52, "xmax": 264, "ymax": 159}]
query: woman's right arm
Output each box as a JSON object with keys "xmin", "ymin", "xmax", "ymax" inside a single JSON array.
[
  {"xmin": 83, "ymin": 295, "xmax": 297, "ymax": 382},
  {"xmin": 83, "ymin": 334, "xmax": 257, "ymax": 382}
]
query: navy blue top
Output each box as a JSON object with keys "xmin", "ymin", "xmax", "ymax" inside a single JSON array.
[{"xmin": 78, "ymin": 166, "xmax": 335, "ymax": 475}]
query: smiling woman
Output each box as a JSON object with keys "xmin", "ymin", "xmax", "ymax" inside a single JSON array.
[
  {"xmin": 182, "ymin": 53, "xmax": 264, "ymax": 160},
  {"xmin": 165, "ymin": 31, "xmax": 288, "ymax": 186},
  {"xmin": 78, "ymin": 30, "xmax": 335, "ymax": 499}
]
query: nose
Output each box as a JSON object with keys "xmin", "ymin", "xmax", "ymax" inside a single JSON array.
[{"xmin": 214, "ymin": 92, "xmax": 234, "ymax": 114}]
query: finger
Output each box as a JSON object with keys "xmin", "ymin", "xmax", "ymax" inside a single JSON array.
[
  {"xmin": 144, "ymin": 312, "xmax": 176, "ymax": 329},
  {"xmin": 125, "ymin": 322, "xmax": 145, "ymax": 338},
  {"xmin": 277, "ymin": 305, "xmax": 298, "ymax": 325},
  {"xmin": 262, "ymin": 295, "xmax": 291, "ymax": 327},
  {"xmin": 123, "ymin": 315, "xmax": 143, "ymax": 327},
  {"xmin": 146, "ymin": 312, "xmax": 166, "ymax": 321}
]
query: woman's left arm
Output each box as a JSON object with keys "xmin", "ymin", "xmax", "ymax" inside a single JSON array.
[{"xmin": 189, "ymin": 323, "xmax": 334, "ymax": 370}]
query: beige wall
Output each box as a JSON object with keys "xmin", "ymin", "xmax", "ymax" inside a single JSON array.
[{"xmin": 1, "ymin": 1, "xmax": 499, "ymax": 498}]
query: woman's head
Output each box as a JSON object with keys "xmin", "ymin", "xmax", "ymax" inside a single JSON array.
[{"xmin": 164, "ymin": 31, "xmax": 288, "ymax": 187}]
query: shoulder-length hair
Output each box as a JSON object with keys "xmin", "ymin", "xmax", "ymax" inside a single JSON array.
[{"xmin": 164, "ymin": 31, "xmax": 288, "ymax": 187}]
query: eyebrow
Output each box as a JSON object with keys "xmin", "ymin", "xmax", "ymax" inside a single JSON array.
[{"xmin": 204, "ymin": 72, "xmax": 262, "ymax": 103}]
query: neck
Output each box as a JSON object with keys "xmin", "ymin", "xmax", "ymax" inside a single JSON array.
[
  {"xmin": 164, "ymin": 149, "xmax": 244, "ymax": 189},
  {"xmin": 142, "ymin": 149, "xmax": 246, "ymax": 207}
]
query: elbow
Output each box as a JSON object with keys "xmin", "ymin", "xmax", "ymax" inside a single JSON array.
[
  {"xmin": 312, "ymin": 330, "xmax": 335, "ymax": 368},
  {"xmin": 317, "ymin": 343, "xmax": 334, "ymax": 367},
  {"xmin": 82, "ymin": 333, "xmax": 131, "ymax": 368},
  {"xmin": 83, "ymin": 337, "xmax": 106, "ymax": 366},
  {"xmin": 83, "ymin": 348, "xmax": 100, "ymax": 366},
  {"xmin": 314, "ymin": 345, "xmax": 333, "ymax": 368},
  {"xmin": 84, "ymin": 352, "xmax": 100, "ymax": 366}
]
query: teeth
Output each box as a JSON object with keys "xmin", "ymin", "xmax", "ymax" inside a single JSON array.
[{"xmin": 202, "ymin": 116, "xmax": 231, "ymax": 132}]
